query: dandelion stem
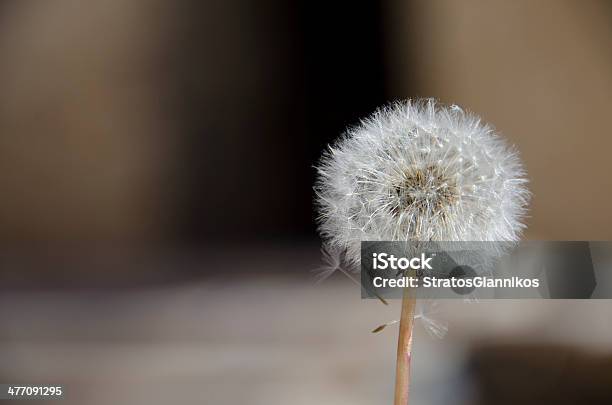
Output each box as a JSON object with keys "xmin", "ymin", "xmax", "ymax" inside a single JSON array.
[{"xmin": 394, "ymin": 287, "xmax": 416, "ymax": 405}]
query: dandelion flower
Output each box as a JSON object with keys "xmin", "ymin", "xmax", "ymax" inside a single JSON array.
[
  {"xmin": 314, "ymin": 99, "xmax": 530, "ymax": 405},
  {"xmin": 315, "ymin": 99, "xmax": 530, "ymax": 265}
]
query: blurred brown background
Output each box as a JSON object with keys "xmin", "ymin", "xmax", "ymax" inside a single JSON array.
[
  {"xmin": 0, "ymin": 1, "xmax": 611, "ymax": 404},
  {"xmin": 0, "ymin": 0, "xmax": 610, "ymax": 247}
]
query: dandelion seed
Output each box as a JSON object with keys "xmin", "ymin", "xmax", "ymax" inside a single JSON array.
[{"xmin": 311, "ymin": 245, "xmax": 342, "ymax": 283}]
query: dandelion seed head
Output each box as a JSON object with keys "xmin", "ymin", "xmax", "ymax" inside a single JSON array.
[{"xmin": 315, "ymin": 99, "xmax": 530, "ymax": 265}]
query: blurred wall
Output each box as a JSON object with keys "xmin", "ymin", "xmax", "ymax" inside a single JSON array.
[
  {"xmin": 0, "ymin": 0, "xmax": 178, "ymax": 244},
  {"xmin": 0, "ymin": 0, "xmax": 610, "ymax": 246},
  {"xmin": 0, "ymin": 1, "xmax": 389, "ymax": 247}
]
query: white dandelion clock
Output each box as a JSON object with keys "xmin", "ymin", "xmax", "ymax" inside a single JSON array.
[
  {"xmin": 315, "ymin": 99, "xmax": 529, "ymax": 265},
  {"xmin": 313, "ymin": 99, "xmax": 530, "ymax": 405}
]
